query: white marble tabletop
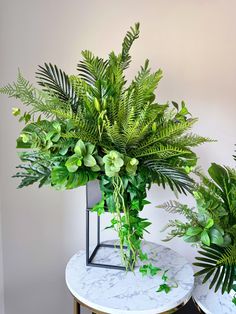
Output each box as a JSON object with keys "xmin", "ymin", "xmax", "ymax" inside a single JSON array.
[
  {"xmin": 192, "ymin": 275, "xmax": 236, "ymax": 314},
  {"xmin": 65, "ymin": 240, "xmax": 194, "ymax": 314}
]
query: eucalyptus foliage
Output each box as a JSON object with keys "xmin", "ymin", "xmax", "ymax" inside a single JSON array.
[
  {"xmin": 160, "ymin": 161, "xmax": 236, "ymax": 301},
  {"xmin": 1, "ymin": 24, "xmax": 208, "ymax": 277}
]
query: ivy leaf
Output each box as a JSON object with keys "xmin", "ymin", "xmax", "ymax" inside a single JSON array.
[
  {"xmin": 156, "ymin": 284, "xmax": 171, "ymax": 294},
  {"xmin": 92, "ymin": 198, "xmax": 105, "ymax": 216},
  {"xmin": 162, "ymin": 270, "xmax": 169, "ymax": 282},
  {"xmin": 139, "ymin": 251, "xmax": 148, "ymax": 261},
  {"xmin": 139, "ymin": 264, "xmax": 161, "ymax": 277}
]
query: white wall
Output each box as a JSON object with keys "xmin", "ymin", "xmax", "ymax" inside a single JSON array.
[{"xmin": 0, "ymin": 1, "xmax": 236, "ymax": 314}]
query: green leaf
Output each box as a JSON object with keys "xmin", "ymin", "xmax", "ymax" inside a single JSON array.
[
  {"xmin": 210, "ymin": 228, "xmax": 224, "ymax": 246},
  {"xmin": 183, "ymin": 234, "xmax": 200, "ymax": 243},
  {"xmin": 156, "ymin": 284, "xmax": 171, "ymax": 294},
  {"xmin": 201, "ymin": 230, "xmax": 211, "ymax": 246},
  {"xmin": 139, "ymin": 264, "xmax": 161, "ymax": 277},
  {"xmin": 205, "ymin": 218, "xmax": 214, "ymax": 229},
  {"xmin": 74, "ymin": 139, "xmax": 86, "ymax": 156},
  {"xmin": 91, "ymin": 198, "xmax": 105, "ymax": 215},
  {"xmin": 232, "ymin": 296, "xmax": 236, "ymax": 305},
  {"xmin": 186, "ymin": 226, "xmax": 203, "ymax": 236},
  {"xmin": 12, "ymin": 107, "xmax": 21, "ymax": 116},
  {"xmin": 162, "ymin": 270, "xmax": 169, "ymax": 282},
  {"xmin": 83, "ymin": 154, "xmax": 97, "ymax": 167},
  {"xmin": 65, "ymin": 155, "xmax": 81, "ymax": 172},
  {"xmin": 51, "ymin": 166, "xmax": 68, "ymax": 186},
  {"xmin": 77, "ymin": 171, "xmax": 89, "ymax": 186}
]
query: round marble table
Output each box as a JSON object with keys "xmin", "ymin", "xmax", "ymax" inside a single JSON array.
[
  {"xmin": 192, "ymin": 275, "xmax": 236, "ymax": 314},
  {"xmin": 65, "ymin": 241, "xmax": 194, "ymax": 314}
]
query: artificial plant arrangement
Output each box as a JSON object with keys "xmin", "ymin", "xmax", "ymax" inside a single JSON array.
[
  {"xmin": 161, "ymin": 157, "xmax": 236, "ymax": 304},
  {"xmin": 0, "ymin": 24, "xmax": 209, "ymax": 291}
]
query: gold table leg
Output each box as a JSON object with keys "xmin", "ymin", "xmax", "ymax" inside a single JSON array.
[{"xmin": 74, "ymin": 298, "xmax": 81, "ymax": 314}]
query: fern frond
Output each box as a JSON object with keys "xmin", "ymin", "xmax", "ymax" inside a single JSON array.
[
  {"xmin": 136, "ymin": 119, "xmax": 197, "ymax": 153},
  {"xmin": 121, "ymin": 23, "xmax": 140, "ymax": 69},
  {"xmin": 161, "ymin": 219, "xmax": 192, "ymax": 241},
  {"xmin": 169, "ymin": 133, "xmax": 214, "ymax": 147},
  {"xmin": 0, "ymin": 71, "xmax": 49, "ymax": 113},
  {"xmin": 133, "ymin": 144, "xmax": 192, "ymax": 159},
  {"xmin": 158, "ymin": 200, "xmax": 197, "ymax": 220}
]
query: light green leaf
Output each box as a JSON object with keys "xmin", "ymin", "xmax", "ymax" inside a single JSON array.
[
  {"xmin": 65, "ymin": 155, "xmax": 80, "ymax": 172},
  {"xmin": 83, "ymin": 155, "xmax": 97, "ymax": 167},
  {"xmin": 186, "ymin": 226, "xmax": 203, "ymax": 236},
  {"xmin": 205, "ymin": 218, "xmax": 214, "ymax": 229},
  {"xmin": 74, "ymin": 139, "xmax": 86, "ymax": 156},
  {"xmin": 200, "ymin": 230, "xmax": 210, "ymax": 246},
  {"xmin": 12, "ymin": 107, "xmax": 21, "ymax": 116},
  {"xmin": 86, "ymin": 143, "xmax": 95, "ymax": 155}
]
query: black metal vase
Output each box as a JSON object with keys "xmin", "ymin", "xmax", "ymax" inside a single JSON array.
[{"xmin": 86, "ymin": 180, "xmax": 128, "ymax": 270}]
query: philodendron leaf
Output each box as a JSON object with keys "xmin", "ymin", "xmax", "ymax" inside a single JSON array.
[
  {"xmin": 65, "ymin": 155, "xmax": 82, "ymax": 172},
  {"xmin": 205, "ymin": 218, "xmax": 214, "ymax": 229},
  {"xmin": 210, "ymin": 228, "xmax": 224, "ymax": 246},
  {"xmin": 200, "ymin": 230, "xmax": 210, "ymax": 246},
  {"xmin": 83, "ymin": 155, "xmax": 97, "ymax": 167},
  {"xmin": 74, "ymin": 139, "xmax": 86, "ymax": 156},
  {"xmin": 186, "ymin": 226, "xmax": 203, "ymax": 236},
  {"xmin": 91, "ymin": 164, "xmax": 100, "ymax": 172},
  {"xmin": 86, "ymin": 143, "xmax": 96, "ymax": 155}
]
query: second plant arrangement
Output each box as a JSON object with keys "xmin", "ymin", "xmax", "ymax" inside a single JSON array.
[
  {"xmin": 161, "ymin": 155, "xmax": 236, "ymax": 304},
  {"xmin": 0, "ymin": 24, "xmax": 209, "ymax": 292}
]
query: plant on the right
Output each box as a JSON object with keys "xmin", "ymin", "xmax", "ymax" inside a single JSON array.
[{"xmin": 160, "ymin": 159, "xmax": 236, "ymax": 304}]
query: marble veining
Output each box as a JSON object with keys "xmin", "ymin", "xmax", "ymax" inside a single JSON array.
[
  {"xmin": 192, "ymin": 275, "xmax": 236, "ymax": 314},
  {"xmin": 66, "ymin": 240, "xmax": 194, "ymax": 314}
]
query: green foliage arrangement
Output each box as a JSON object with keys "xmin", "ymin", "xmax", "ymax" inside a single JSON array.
[
  {"xmin": 0, "ymin": 24, "xmax": 208, "ymax": 287},
  {"xmin": 160, "ymin": 160, "xmax": 236, "ymax": 303}
]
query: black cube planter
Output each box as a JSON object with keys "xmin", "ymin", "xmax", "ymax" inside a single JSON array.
[{"xmin": 85, "ymin": 180, "xmax": 127, "ymax": 270}]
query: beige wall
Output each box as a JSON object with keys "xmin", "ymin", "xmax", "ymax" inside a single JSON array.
[
  {"xmin": 0, "ymin": 198, "xmax": 4, "ymax": 314},
  {"xmin": 0, "ymin": 1, "xmax": 236, "ymax": 314}
]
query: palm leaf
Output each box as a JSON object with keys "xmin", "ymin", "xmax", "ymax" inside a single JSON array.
[
  {"xmin": 36, "ymin": 63, "xmax": 78, "ymax": 113},
  {"xmin": 194, "ymin": 245, "xmax": 236, "ymax": 294},
  {"xmin": 143, "ymin": 160, "xmax": 194, "ymax": 194}
]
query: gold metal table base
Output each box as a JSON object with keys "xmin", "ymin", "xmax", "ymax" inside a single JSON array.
[{"xmin": 73, "ymin": 296, "xmax": 193, "ymax": 314}]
